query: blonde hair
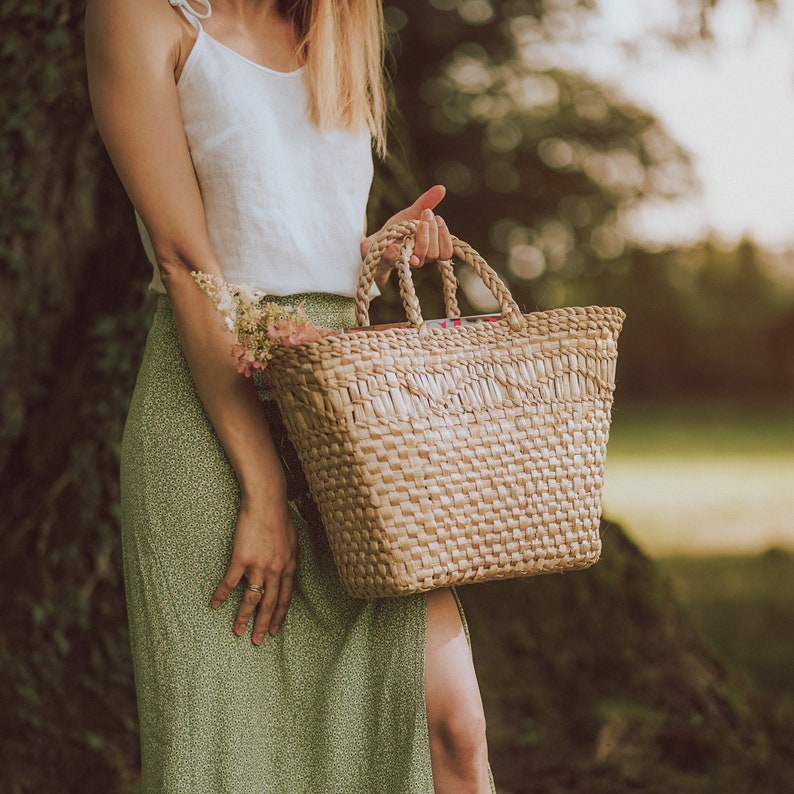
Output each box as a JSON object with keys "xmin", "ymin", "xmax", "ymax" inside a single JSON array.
[{"xmin": 282, "ymin": 0, "xmax": 388, "ymax": 157}]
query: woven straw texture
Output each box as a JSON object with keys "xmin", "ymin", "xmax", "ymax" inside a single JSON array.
[{"xmin": 268, "ymin": 221, "xmax": 625, "ymax": 598}]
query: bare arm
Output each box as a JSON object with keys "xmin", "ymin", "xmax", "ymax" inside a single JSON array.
[{"xmin": 85, "ymin": 0, "xmax": 295, "ymax": 643}]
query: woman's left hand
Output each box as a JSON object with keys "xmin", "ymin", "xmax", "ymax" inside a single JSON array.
[{"xmin": 361, "ymin": 185, "xmax": 455, "ymax": 287}]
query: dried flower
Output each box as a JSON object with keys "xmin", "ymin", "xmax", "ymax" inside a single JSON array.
[
  {"xmin": 267, "ymin": 302, "xmax": 336, "ymax": 347},
  {"xmin": 192, "ymin": 273, "xmax": 337, "ymax": 376}
]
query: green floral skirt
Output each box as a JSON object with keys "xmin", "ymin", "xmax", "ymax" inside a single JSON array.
[{"xmin": 120, "ymin": 295, "xmax": 434, "ymax": 793}]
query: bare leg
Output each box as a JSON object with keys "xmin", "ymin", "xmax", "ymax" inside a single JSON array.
[{"xmin": 425, "ymin": 588, "xmax": 491, "ymax": 793}]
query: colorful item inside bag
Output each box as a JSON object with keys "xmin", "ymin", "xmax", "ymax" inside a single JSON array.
[
  {"xmin": 345, "ymin": 314, "xmax": 501, "ymax": 333},
  {"xmin": 261, "ymin": 220, "xmax": 626, "ymax": 599}
]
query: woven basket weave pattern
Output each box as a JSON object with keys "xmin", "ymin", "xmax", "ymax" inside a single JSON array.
[{"xmin": 268, "ymin": 223, "xmax": 624, "ymax": 598}]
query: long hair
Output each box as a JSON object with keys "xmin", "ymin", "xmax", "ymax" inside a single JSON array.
[{"xmin": 279, "ymin": 0, "xmax": 388, "ymax": 157}]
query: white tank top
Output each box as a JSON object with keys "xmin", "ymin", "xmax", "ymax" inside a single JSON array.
[{"xmin": 137, "ymin": 0, "xmax": 374, "ymax": 297}]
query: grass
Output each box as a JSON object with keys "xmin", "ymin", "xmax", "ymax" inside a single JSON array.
[
  {"xmin": 660, "ymin": 551, "xmax": 794, "ymax": 707},
  {"xmin": 605, "ymin": 403, "xmax": 794, "ymax": 716},
  {"xmin": 602, "ymin": 402, "xmax": 794, "ymax": 555},
  {"xmin": 606, "ymin": 401, "xmax": 794, "ymax": 458}
]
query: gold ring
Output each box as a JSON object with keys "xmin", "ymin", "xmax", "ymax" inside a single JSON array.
[{"xmin": 246, "ymin": 584, "xmax": 265, "ymax": 595}]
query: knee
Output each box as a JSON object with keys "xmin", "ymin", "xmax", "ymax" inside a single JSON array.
[{"xmin": 430, "ymin": 706, "xmax": 488, "ymax": 769}]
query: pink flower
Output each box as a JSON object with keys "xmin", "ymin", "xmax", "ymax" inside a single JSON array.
[
  {"xmin": 267, "ymin": 318, "xmax": 297, "ymax": 342},
  {"xmin": 231, "ymin": 342, "xmax": 259, "ymax": 377},
  {"xmin": 228, "ymin": 302, "xmax": 336, "ymax": 374},
  {"xmin": 267, "ymin": 307, "xmax": 336, "ymax": 348},
  {"xmin": 281, "ymin": 323, "xmax": 336, "ymax": 347}
]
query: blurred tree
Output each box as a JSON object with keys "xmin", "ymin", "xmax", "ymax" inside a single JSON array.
[
  {"xmin": 566, "ymin": 237, "xmax": 794, "ymax": 400},
  {"xmin": 379, "ymin": 0, "xmax": 694, "ymax": 318},
  {"xmin": 371, "ymin": 0, "xmax": 794, "ymax": 400}
]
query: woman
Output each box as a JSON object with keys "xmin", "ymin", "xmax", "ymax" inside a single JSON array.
[{"xmin": 85, "ymin": 0, "xmax": 492, "ymax": 790}]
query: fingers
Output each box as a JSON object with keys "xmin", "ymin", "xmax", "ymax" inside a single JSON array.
[
  {"xmin": 368, "ymin": 184, "xmax": 453, "ymax": 276},
  {"xmin": 211, "ymin": 561, "xmax": 294, "ymax": 644},
  {"xmin": 410, "ymin": 210, "xmax": 454, "ymax": 268},
  {"xmin": 234, "ymin": 573, "xmax": 267, "ymax": 638},
  {"xmin": 211, "ymin": 563, "xmax": 245, "ymax": 610},
  {"xmin": 268, "ymin": 573, "xmax": 295, "ymax": 636},
  {"xmin": 254, "ymin": 562, "xmax": 296, "ymax": 643},
  {"xmin": 370, "ymin": 241, "xmax": 397, "ymax": 288},
  {"xmin": 411, "ymin": 209, "xmax": 438, "ymax": 267},
  {"xmin": 249, "ymin": 576, "xmax": 276, "ymax": 645},
  {"xmin": 378, "ymin": 242, "xmax": 402, "ymax": 269},
  {"xmin": 215, "ymin": 555, "xmax": 296, "ymax": 645},
  {"xmin": 217, "ymin": 497, "xmax": 298, "ymax": 643},
  {"xmin": 382, "ymin": 184, "xmax": 448, "ymax": 228},
  {"xmin": 212, "ymin": 565, "xmax": 272, "ymax": 642},
  {"xmin": 436, "ymin": 216, "xmax": 454, "ymax": 260}
]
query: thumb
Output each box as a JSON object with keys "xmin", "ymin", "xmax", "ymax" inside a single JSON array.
[
  {"xmin": 388, "ymin": 185, "xmax": 447, "ymax": 224},
  {"xmin": 414, "ymin": 184, "xmax": 446, "ymax": 213}
]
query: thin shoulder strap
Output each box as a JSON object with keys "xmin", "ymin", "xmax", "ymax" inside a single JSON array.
[{"xmin": 169, "ymin": 0, "xmax": 212, "ymax": 30}]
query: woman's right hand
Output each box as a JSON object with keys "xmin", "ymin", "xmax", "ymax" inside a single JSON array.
[{"xmin": 212, "ymin": 495, "xmax": 298, "ymax": 644}]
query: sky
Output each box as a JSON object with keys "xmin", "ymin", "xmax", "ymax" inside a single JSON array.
[{"xmin": 564, "ymin": 0, "xmax": 794, "ymax": 251}]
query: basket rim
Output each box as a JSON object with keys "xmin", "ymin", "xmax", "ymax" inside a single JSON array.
[{"xmin": 269, "ymin": 304, "xmax": 626, "ymax": 362}]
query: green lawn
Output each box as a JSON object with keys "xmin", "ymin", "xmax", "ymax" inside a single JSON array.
[
  {"xmin": 603, "ymin": 403, "xmax": 794, "ymax": 709},
  {"xmin": 605, "ymin": 402, "xmax": 794, "ymax": 457},
  {"xmin": 660, "ymin": 551, "xmax": 794, "ymax": 709},
  {"xmin": 602, "ymin": 403, "xmax": 794, "ymax": 555}
]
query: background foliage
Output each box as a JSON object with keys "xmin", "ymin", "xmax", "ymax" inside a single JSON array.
[
  {"xmin": 377, "ymin": 0, "xmax": 794, "ymax": 401},
  {"xmin": 2, "ymin": 0, "xmax": 793, "ymax": 790}
]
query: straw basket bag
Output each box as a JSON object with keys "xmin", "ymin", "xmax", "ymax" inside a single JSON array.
[{"xmin": 267, "ymin": 220, "xmax": 625, "ymax": 598}]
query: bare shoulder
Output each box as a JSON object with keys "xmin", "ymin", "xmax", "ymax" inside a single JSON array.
[{"xmin": 85, "ymin": 0, "xmax": 187, "ymax": 79}]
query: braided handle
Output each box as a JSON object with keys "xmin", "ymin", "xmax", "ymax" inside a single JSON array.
[{"xmin": 355, "ymin": 220, "xmax": 524, "ymax": 330}]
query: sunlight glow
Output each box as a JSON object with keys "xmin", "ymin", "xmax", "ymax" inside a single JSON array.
[{"xmin": 550, "ymin": 0, "xmax": 794, "ymax": 248}]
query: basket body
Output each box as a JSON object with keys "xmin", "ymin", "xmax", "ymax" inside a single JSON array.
[{"xmin": 268, "ymin": 305, "xmax": 624, "ymax": 598}]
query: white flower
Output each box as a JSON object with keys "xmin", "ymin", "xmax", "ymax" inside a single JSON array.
[
  {"xmin": 216, "ymin": 290, "xmax": 236, "ymax": 316},
  {"xmin": 237, "ymin": 285, "xmax": 261, "ymax": 305}
]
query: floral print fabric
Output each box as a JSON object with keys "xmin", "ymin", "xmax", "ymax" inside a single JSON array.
[{"xmin": 120, "ymin": 295, "xmax": 434, "ymax": 793}]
